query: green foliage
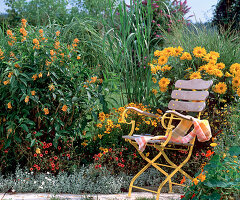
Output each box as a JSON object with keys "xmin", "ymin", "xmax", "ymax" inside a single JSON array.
[
  {"xmin": 212, "ymin": 0, "xmax": 240, "ymax": 32},
  {"xmin": 0, "ymin": 20, "xmax": 107, "ymax": 173}
]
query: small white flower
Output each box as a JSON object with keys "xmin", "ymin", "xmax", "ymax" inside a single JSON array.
[
  {"xmin": 12, "ymin": 189, "xmax": 16, "ymax": 192},
  {"xmin": 34, "ymin": 181, "xmax": 37, "ymax": 184},
  {"xmin": 42, "ymin": 181, "xmax": 45, "ymax": 185}
]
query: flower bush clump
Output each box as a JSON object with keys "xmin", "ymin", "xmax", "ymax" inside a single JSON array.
[
  {"xmin": 0, "ymin": 19, "xmax": 106, "ymax": 173},
  {"xmin": 150, "ymin": 46, "xmax": 239, "ymax": 134}
]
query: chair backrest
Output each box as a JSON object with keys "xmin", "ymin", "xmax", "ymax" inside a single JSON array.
[{"xmin": 168, "ymin": 79, "xmax": 213, "ymax": 112}]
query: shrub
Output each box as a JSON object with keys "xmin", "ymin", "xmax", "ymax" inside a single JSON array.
[{"xmin": 0, "ymin": 19, "xmax": 106, "ymax": 173}]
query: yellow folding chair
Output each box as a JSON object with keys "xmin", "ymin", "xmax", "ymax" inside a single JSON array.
[{"xmin": 122, "ymin": 79, "xmax": 213, "ymax": 200}]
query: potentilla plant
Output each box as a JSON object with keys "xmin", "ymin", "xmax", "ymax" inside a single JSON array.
[{"xmin": 0, "ymin": 19, "xmax": 106, "ymax": 173}]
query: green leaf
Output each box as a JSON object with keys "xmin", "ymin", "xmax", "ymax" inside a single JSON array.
[
  {"xmin": 72, "ymin": 97, "xmax": 78, "ymax": 102},
  {"xmin": 20, "ymin": 124, "xmax": 29, "ymax": 133},
  {"xmin": 229, "ymin": 146, "xmax": 240, "ymax": 156},
  {"xmin": 5, "ymin": 138, "xmax": 11, "ymax": 148},
  {"xmin": 14, "ymin": 135, "xmax": 22, "ymax": 143},
  {"xmin": 30, "ymin": 139, "xmax": 36, "ymax": 147},
  {"xmin": 35, "ymin": 132, "xmax": 43, "ymax": 137},
  {"xmin": 26, "ymin": 133, "xmax": 31, "ymax": 138}
]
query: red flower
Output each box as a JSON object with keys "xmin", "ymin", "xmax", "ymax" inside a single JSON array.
[
  {"xmin": 37, "ymin": 167, "xmax": 40, "ymax": 171},
  {"xmin": 34, "ymin": 154, "xmax": 37, "ymax": 157},
  {"xmin": 45, "ymin": 151, "xmax": 48, "ymax": 154},
  {"xmin": 40, "ymin": 154, "xmax": 43, "ymax": 157},
  {"xmin": 30, "ymin": 168, "xmax": 33, "ymax": 171},
  {"xmin": 119, "ymin": 152, "xmax": 122, "ymax": 156},
  {"xmin": 109, "ymin": 148, "xmax": 112, "ymax": 152},
  {"xmin": 201, "ymin": 153, "xmax": 205, "ymax": 157},
  {"xmin": 46, "ymin": 144, "xmax": 50, "ymax": 148},
  {"xmin": 54, "ymin": 156, "xmax": 58, "ymax": 160},
  {"xmin": 49, "ymin": 143, "xmax": 52, "ymax": 146},
  {"xmin": 180, "ymin": 195, "xmax": 185, "ymax": 199},
  {"xmin": 115, "ymin": 157, "xmax": 119, "ymax": 161},
  {"xmin": 95, "ymin": 165, "xmax": 98, "ymax": 169},
  {"xmin": 121, "ymin": 164, "xmax": 125, "ymax": 167},
  {"xmin": 51, "ymin": 164, "xmax": 55, "ymax": 167},
  {"xmin": 51, "ymin": 168, "xmax": 55, "ymax": 171},
  {"xmin": 98, "ymin": 164, "xmax": 102, "ymax": 168},
  {"xmin": 58, "ymin": 146, "xmax": 61, "ymax": 150},
  {"xmin": 191, "ymin": 194, "xmax": 195, "ymax": 199},
  {"xmin": 133, "ymin": 153, "xmax": 136, "ymax": 157},
  {"xmin": 118, "ymin": 163, "xmax": 122, "ymax": 166},
  {"xmin": 33, "ymin": 131, "xmax": 37, "ymax": 134},
  {"xmin": 33, "ymin": 164, "xmax": 37, "ymax": 167},
  {"xmin": 43, "ymin": 142, "xmax": 47, "ymax": 146}
]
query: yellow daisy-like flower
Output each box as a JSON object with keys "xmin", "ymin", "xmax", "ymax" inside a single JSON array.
[
  {"xmin": 154, "ymin": 50, "xmax": 165, "ymax": 57},
  {"xmin": 232, "ymin": 77, "xmax": 240, "ymax": 87},
  {"xmin": 151, "ymin": 66, "xmax": 157, "ymax": 74},
  {"xmin": 213, "ymin": 69, "xmax": 223, "ymax": 77},
  {"xmin": 210, "ymin": 143, "xmax": 218, "ymax": 147},
  {"xmin": 192, "ymin": 178, "xmax": 199, "ymax": 185},
  {"xmin": 190, "ymin": 71, "xmax": 201, "ymax": 80},
  {"xmin": 203, "ymin": 53, "xmax": 218, "ymax": 63},
  {"xmin": 230, "ymin": 63, "xmax": 240, "ymax": 75},
  {"xmin": 38, "ymin": 72, "xmax": 42, "ymax": 78},
  {"xmin": 214, "ymin": 82, "xmax": 227, "ymax": 94},
  {"xmin": 209, "ymin": 51, "xmax": 220, "ymax": 58},
  {"xmin": 32, "ymin": 74, "xmax": 37, "ymax": 81},
  {"xmin": 159, "ymin": 87, "xmax": 168, "ymax": 92},
  {"xmin": 161, "ymin": 65, "xmax": 172, "ymax": 72},
  {"xmin": 152, "ymin": 77, "xmax": 157, "ymax": 83},
  {"xmin": 62, "ymin": 105, "xmax": 68, "ymax": 112},
  {"xmin": 98, "ymin": 134, "xmax": 103, "ymax": 139},
  {"xmin": 173, "ymin": 46, "xmax": 183, "ymax": 57},
  {"xmin": 25, "ymin": 95, "xmax": 29, "ymax": 103},
  {"xmin": 180, "ymin": 52, "xmax": 192, "ymax": 60},
  {"xmin": 163, "ymin": 47, "xmax": 175, "ymax": 57},
  {"xmin": 158, "ymin": 77, "xmax": 170, "ymax": 88},
  {"xmin": 97, "ymin": 123, "xmax": 103, "ymax": 128},
  {"xmin": 158, "ymin": 56, "xmax": 168, "ymax": 66},
  {"xmin": 7, "ymin": 102, "xmax": 12, "ymax": 109},
  {"xmin": 193, "ymin": 46, "xmax": 207, "ymax": 58},
  {"xmin": 216, "ymin": 62, "xmax": 225, "ymax": 70},
  {"xmin": 225, "ymin": 72, "xmax": 233, "ymax": 77},
  {"xmin": 197, "ymin": 173, "xmax": 206, "ymax": 182}
]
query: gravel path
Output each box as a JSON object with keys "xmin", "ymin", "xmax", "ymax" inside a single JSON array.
[{"xmin": 0, "ymin": 192, "xmax": 182, "ymax": 200}]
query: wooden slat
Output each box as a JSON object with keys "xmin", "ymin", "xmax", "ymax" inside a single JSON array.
[
  {"xmin": 168, "ymin": 100, "xmax": 206, "ymax": 112},
  {"xmin": 171, "ymin": 90, "xmax": 209, "ymax": 101},
  {"xmin": 175, "ymin": 79, "xmax": 213, "ymax": 90}
]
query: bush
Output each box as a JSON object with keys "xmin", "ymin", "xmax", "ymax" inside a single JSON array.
[{"xmin": 0, "ymin": 19, "xmax": 106, "ymax": 174}]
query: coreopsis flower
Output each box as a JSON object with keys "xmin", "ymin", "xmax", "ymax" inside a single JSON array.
[
  {"xmin": 158, "ymin": 77, "xmax": 170, "ymax": 88},
  {"xmin": 216, "ymin": 62, "xmax": 225, "ymax": 69},
  {"xmin": 163, "ymin": 47, "xmax": 175, "ymax": 57},
  {"xmin": 193, "ymin": 46, "xmax": 207, "ymax": 58},
  {"xmin": 192, "ymin": 178, "xmax": 199, "ymax": 185},
  {"xmin": 159, "ymin": 87, "xmax": 167, "ymax": 92},
  {"xmin": 173, "ymin": 46, "xmax": 183, "ymax": 57},
  {"xmin": 97, "ymin": 123, "xmax": 103, "ymax": 128},
  {"xmin": 209, "ymin": 51, "xmax": 220, "ymax": 58},
  {"xmin": 213, "ymin": 69, "xmax": 223, "ymax": 77},
  {"xmin": 62, "ymin": 105, "xmax": 68, "ymax": 112},
  {"xmin": 98, "ymin": 134, "xmax": 103, "ymax": 139},
  {"xmin": 43, "ymin": 108, "xmax": 49, "ymax": 115},
  {"xmin": 7, "ymin": 30, "xmax": 13, "ymax": 36},
  {"xmin": 152, "ymin": 89, "xmax": 158, "ymax": 95},
  {"xmin": 230, "ymin": 63, "xmax": 240, "ymax": 75},
  {"xmin": 213, "ymin": 82, "xmax": 227, "ymax": 94},
  {"xmin": 48, "ymin": 84, "xmax": 55, "ymax": 91}
]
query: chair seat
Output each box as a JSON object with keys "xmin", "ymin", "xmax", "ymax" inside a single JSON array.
[{"xmin": 122, "ymin": 135, "xmax": 193, "ymax": 146}]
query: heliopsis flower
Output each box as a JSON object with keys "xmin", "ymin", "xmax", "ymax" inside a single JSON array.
[
  {"xmin": 213, "ymin": 82, "xmax": 227, "ymax": 94},
  {"xmin": 193, "ymin": 46, "xmax": 207, "ymax": 58},
  {"xmin": 43, "ymin": 108, "xmax": 49, "ymax": 115},
  {"xmin": 158, "ymin": 56, "xmax": 168, "ymax": 65},
  {"xmin": 203, "ymin": 53, "xmax": 218, "ymax": 63},
  {"xmin": 159, "ymin": 87, "xmax": 168, "ymax": 92},
  {"xmin": 31, "ymin": 91, "xmax": 36, "ymax": 96},
  {"xmin": 158, "ymin": 77, "xmax": 170, "ymax": 88},
  {"xmin": 190, "ymin": 71, "xmax": 201, "ymax": 80},
  {"xmin": 62, "ymin": 105, "xmax": 68, "ymax": 112},
  {"xmin": 163, "ymin": 47, "xmax": 175, "ymax": 57},
  {"xmin": 210, "ymin": 143, "xmax": 217, "ymax": 147},
  {"xmin": 173, "ymin": 46, "xmax": 183, "ymax": 57},
  {"xmin": 232, "ymin": 77, "xmax": 240, "ymax": 87},
  {"xmin": 77, "ymin": 56, "xmax": 81, "ymax": 60},
  {"xmin": 7, "ymin": 102, "xmax": 12, "ymax": 109},
  {"xmin": 154, "ymin": 50, "xmax": 165, "ymax": 57},
  {"xmin": 21, "ymin": 19, "xmax": 27, "ymax": 27},
  {"xmin": 180, "ymin": 52, "xmax": 192, "ymax": 60},
  {"xmin": 161, "ymin": 65, "xmax": 172, "ymax": 72},
  {"xmin": 225, "ymin": 72, "xmax": 233, "ymax": 77},
  {"xmin": 97, "ymin": 123, "xmax": 103, "ymax": 128},
  {"xmin": 213, "ymin": 69, "xmax": 223, "ymax": 77},
  {"xmin": 25, "ymin": 95, "xmax": 29, "ymax": 103},
  {"xmin": 192, "ymin": 178, "xmax": 199, "ymax": 185},
  {"xmin": 152, "ymin": 77, "xmax": 157, "ymax": 83},
  {"xmin": 209, "ymin": 51, "xmax": 220, "ymax": 58}
]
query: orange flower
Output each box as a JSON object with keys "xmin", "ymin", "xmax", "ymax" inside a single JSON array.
[
  {"xmin": 4, "ymin": 80, "xmax": 10, "ymax": 85},
  {"xmin": 39, "ymin": 29, "xmax": 44, "ymax": 34},
  {"xmin": 25, "ymin": 96, "xmax": 29, "ymax": 103},
  {"xmin": 56, "ymin": 31, "xmax": 60, "ymax": 36},
  {"xmin": 73, "ymin": 38, "xmax": 79, "ymax": 43},
  {"xmin": 43, "ymin": 108, "xmax": 49, "ymax": 115},
  {"xmin": 48, "ymin": 84, "xmax": 55, "ymax": 91},
  {"xmin": 50, "ymin": 50, "xmax": 55, "ymax": 56},
  {"xmin": 32, "ymin": 74, "xmax": 37, "ymax": 81},
  {"xmin": 62, "ymin": 105, "xmax": 68, "ymax": 112},
  {"xmin": 7, "ymin": 102, "xmax": 12, "ymax": 109},
  {"xmin": 33, "ymin": 38, "xmax": 39, "ymax": 45},
  {"xmin": 31, "ymin": 91, "xmax": 36, "ymax": 96},
  {"xmin": 192, "ymin": 178, "xmax": 199, "ymax": 185},
  {"xmin": 21, "ymin": 19, "xmax": 27, "ymax": 27},
  {"xmin": 77, "ymin": 56, "xmax": 81, "ymax": 60},
  {"xmin": 180, "ymin": 176, "xmax": 186, "ymax": 184},
  {"xmin": 38, "ymin": 72, "xmax": 43, "ymax": 78},
  {"xmin": 7, "ymin": 30, "xmax": 13, "ymax": 36}
]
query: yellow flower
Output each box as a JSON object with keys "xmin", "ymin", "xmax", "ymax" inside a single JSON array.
[
  {"xmin": 193, "ymin": 46, "xmax": 207, "ymax": 58},
  {"xmin": 7, "ymin": 102, "xmax": 12, "ymax": 109},
  {"xmin": 38, "ymin": 72, "xmax": 42, "ymax": 78},
  {"xmin": 232, "ymin": 77, "xmax": 240, "ymax": 87},
  {"xmin": 161, "ymin": 65, "xmax": 172, "ymax": 72},
  {"xmin": 216, "ymin": 63, "xmax": 225, "ymax": 70},
  {"xmin": 210, "ymin": 143, "xmax": 218, "ymax": 147},
  {"xmin": 98, "ymin": 134, "xmax": 103, "ymax": 139},
  {"xmin": 197, "ymin": 173, "xmax": 206, "ymax": 182},
  {"xmin": 209, "ymin": 51, "xmax": 220, "ymax": 58},
  {"xmin": 159, "ymin": 87, "xmax": 167, "ymax": 92},
  {"xmin": 152, "ymin": 89, "xmax": 158, "ymax": 95},
  {"xmin": 32, "ymin": 38, "xmax": 39, "ymax": 45},
  {"xmin": 213, "ymin": 82, "xmax": 227, "ymax": 94},
  {"xmin": 223, "ymin": 153, "xmax": 226, "ymax": 159},
  {"xmin": 145, "ymin": 121, "xmax": 150, "ymax": 125},
  {"xmin": 25, "ymin": 96, "xmax": 29, "ymax": 103},
  {"xmin": 99, "ymin": 112, "xmax": 106, "ymax": 122},
  {"xmin": 213, "ymin": 69, "xmax": 223, "ymax": 77},
  {"xmin": 97, "ymin": 123, "xmax": 103, "ymax": 128},
  {"xmin": 180, "ymin": 52, "xmax": 192, "ymax": 60},
  {"xmin": 190, "ymin": 71, "xmax": 201, "ymax": 80},
  {"xmin": 152, "ymin": 77, "xmax": 157, "ymax": 83},
  {"xmin": 36, "ymin": 148, "xmax": 41, "ymax": 154},
  {"xmin": 203, "ymin": 53, "xmax": 218, "ymax": 63},
  {"xmin": 173, "ymin": 46, "xmax": 183, "ymax": 57},
  {"xmin": 31, "ymin": 91, "xmax": 36, "ymax": 96},
  {"xmin": 230, "ymin": 63, "xmax": 240, "ymax": 75},
  {"xmin": 4, "ymin": 80, "xmax": 10, "ymax": 85},
  {"xmin": 21, "ymin": 19, "xmax": 27, "ymax": 27},
  {"xmin": 163, "ymin": 47, "xmax": 175, "ymax": 57},
  {"xmin": 151, "ymin": 66, "xmax": 157, "ymax": 74},
  {"xmin": 146, "ymin": 152, "xmax": 150, "ymax": 157},
  {"xmin": 237, "ymin": 87, "xmax": 240, "ymax": 96},
  {"xmin": 225, "ymin": 72, "xmax": 233, "ymax": 77},
  {"xmin": 192, "ymin": 178, "xmax": 199, "ymax": 185},
  {"xmin": 158, "ymin": 56, "xmax": 168, "ymax": 66},
  {"xmin": 158, "ymin": 77, "xmax": 170, "ymax": 88},
  {"xmin": 43, "ymin": 108, "xmax": 49, "ymax": 115},
  {"xmin": 32, "ymin": 74, "xmax": 37, "ymax": 81},
  {"xmin": 62, "ymin": 105, "xmax": 68, "ymax": 112},
  {"xmin": 81, "ymin": 141, "xmax": 88, "ymax": 147}
]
